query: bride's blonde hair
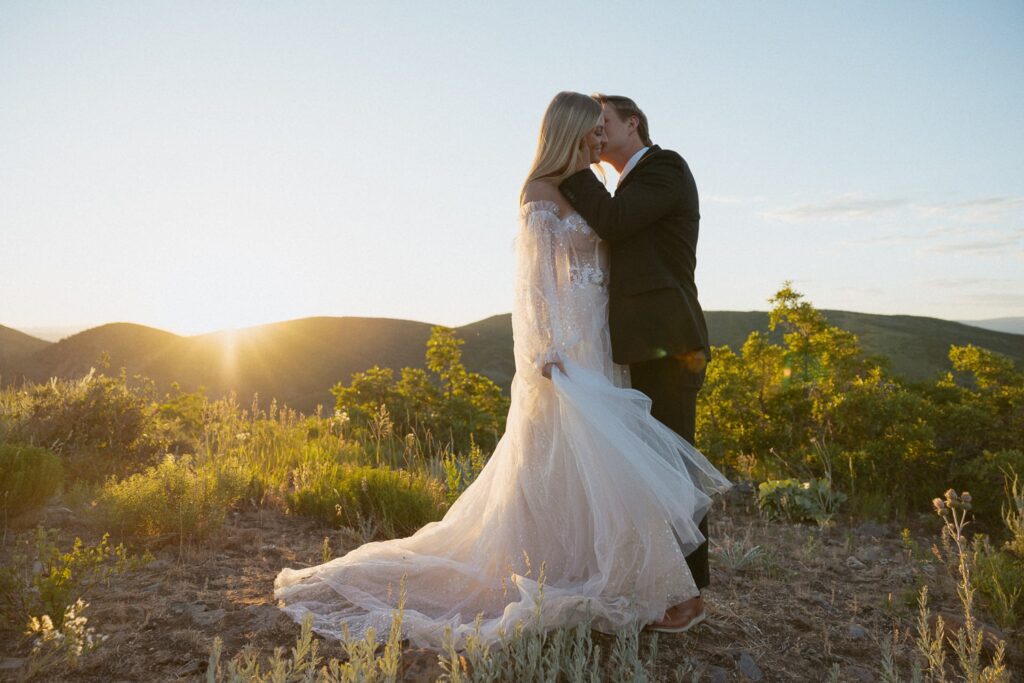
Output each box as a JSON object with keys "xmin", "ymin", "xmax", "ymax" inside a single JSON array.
[{"xmin": 520, "ymin": 92, "xmax": 602, "ymax": 203}]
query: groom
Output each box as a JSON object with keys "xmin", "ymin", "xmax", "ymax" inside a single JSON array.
[{"xmin": 559, "ymin": 94, "xmax": 712, "ymax": 632}]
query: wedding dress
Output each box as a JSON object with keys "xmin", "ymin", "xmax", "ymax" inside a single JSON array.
[{"xmin": 274, "ymin": 200, "xmax": 731, "ymax": 648}]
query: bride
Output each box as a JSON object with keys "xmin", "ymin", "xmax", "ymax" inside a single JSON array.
[{"xmin": 274, "ymin": 91, "xmax": 731, "ymax": 649}]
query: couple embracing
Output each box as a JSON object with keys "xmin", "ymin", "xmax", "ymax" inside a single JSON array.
[{"xmin": 275, "ymin": 92, "xmax": 732, "ymax": 647}]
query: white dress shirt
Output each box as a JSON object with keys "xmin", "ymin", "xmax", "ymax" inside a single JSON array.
[{"xmin": 617, "ymin": 146, "xmax": 650, "ymax": 184}]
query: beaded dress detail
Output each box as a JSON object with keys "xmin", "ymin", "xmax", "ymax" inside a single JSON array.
[{"xmin": 274, "ymin": 201, "xmax": 731, "ymax": 648}]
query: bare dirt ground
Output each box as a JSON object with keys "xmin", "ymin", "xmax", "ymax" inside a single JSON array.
[{"xmin": 1, "ymin": 490, "xmax": 1019, "ymax": 682}]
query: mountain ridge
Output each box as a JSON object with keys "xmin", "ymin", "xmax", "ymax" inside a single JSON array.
[
  {"xmin": 2, "ymin": 311, "xmax": 1021, "ymax": 413},
  {"xmin": 959, "ymin": 316, "xmax": 1024, "ymax": 335}
]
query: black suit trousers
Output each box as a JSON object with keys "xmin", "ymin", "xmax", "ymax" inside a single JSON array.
[{"xmin": 628, "ymin": 355, "xmax": 710, "ymax": 590}]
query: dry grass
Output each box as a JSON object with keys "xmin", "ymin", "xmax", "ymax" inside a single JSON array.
[{"xmin": 1, "ymin": 491, "xmax": 1018, "ymax": 682}]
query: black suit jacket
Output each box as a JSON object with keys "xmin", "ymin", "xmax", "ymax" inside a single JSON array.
[{"xmin": 559, "ymin": 145, "xmax": 710, "ymax": 369}]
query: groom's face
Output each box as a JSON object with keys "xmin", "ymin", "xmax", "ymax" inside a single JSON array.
[{"xmin": 599, "ymin": 103, "xmax": 634, "ymax": 162}]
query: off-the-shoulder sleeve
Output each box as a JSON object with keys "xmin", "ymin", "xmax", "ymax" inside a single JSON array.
[{"xmin": 512, "ymin": 201, "xmax": 569, "ymax": 376}]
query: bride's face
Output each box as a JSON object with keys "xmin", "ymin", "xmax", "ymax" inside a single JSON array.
[{"xmin": 580, "ymin": 123, "xmax": 607, "ymax": 165}]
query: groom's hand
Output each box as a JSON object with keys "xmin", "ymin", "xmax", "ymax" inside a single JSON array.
[
  {"xmin": 542, "ymin": 361, "xmax": 567, "ymax": 379},
  {"xmin": 674, "ymin": 349, "xmax": 707, "ymax": 373}
]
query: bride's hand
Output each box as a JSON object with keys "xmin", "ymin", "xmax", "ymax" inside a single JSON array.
[{"xmin": 542, "ymin": 361, "xmax": 567, "ymax": 379}]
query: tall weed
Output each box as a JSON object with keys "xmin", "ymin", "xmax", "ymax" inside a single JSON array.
[
  {"xmin": 99, "ymin": 454, "xmax": 248, "ymax": 542},
  {"xmin": 0, "ymin": 442, "xmax": 63, "ymax": 523}
]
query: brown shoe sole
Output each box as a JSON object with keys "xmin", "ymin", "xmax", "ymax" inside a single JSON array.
[{"xmin": 645, "ymin": 609, "xmax": 706, "ymax": 633}]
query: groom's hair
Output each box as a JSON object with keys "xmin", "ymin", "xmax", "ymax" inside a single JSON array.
[{"xmin": 593, "ymin": 93, "xmax": 652, "ymax": 146}]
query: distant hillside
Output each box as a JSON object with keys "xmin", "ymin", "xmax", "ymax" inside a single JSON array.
[
  {"xmin": 2, "ymin": 311, "xmax": 1021, "ymax": 413},
  {"xmin": 0, "ymin": 325, "xmax": 50, "ymax": 380},
  {"xmin": 16, "ymin": 325, "xmax": 90, "ymax": 342},
  {"xmin": 960, "ymin": 317, "xmax": 1024, "ymax": 336},
  {"xmin": 706, "ymin": 310, "xmax": 1024, "ymax": 382}
]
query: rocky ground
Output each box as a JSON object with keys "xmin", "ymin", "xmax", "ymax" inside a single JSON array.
[{"xmin": 1, "ymin": 489, "xmax": 1018, "ymax": 682}]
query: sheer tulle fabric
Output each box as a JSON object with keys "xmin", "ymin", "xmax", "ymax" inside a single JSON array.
[{"xmin": 274, "ymin": 201, "xmax": 731, "ymax": 648}]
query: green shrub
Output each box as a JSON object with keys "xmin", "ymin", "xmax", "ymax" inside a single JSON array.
[
  {"xmin": 0, "ymin": 527, "xmax": 136, "ymax": 632},
  {"xmin": 98, "ymin": 454, "xmax": 247, "ymax": 542},
  {"xmin": 331, "ymin": 326, "xmax": 509, "ymax": 455},
  {"xmin": 13, "ymin": 369, "xmax": 161, "ymax": 479},
  {"xmin": 699, "ymin": 283, "xmax": 1024, "ymax": 523},
  {"xmin": 955, "ymin": 450, "xmax": 1024, "ymax": 530},
  {"xmin": 286, "ymin": 462, "xmax": 445, "ymax": 536},
  {"xmin": 442, "ymin": 437, "xmax": 487, "ymax": 505},
  {"xmin": 154, "ymin": 383, "xmax": 209, "ymax": 456},
  {"xmin": 757, "ymin": 477, "xmax": 846, "ymax": 525},
  {"xmin": 966, "ymin": 469, "xmax": 1024, "ymax": 629},
  {"xmin": 0, "ymin": 442, "xmax": 63, "ymax": 519},
  {"xmin": 970, "ymin": 536, "xmax": 1024, "ymax": 628}
]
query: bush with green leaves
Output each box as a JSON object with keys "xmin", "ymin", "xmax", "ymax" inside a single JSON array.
[
  {"xmin": 955, "ymin": 450, "xmax": 1024, "ymax": 531},
  {"xmin": 0, "ymin": 527, "xmax": 138, "ymax": 635},
  {"xmin": 966, "ymin": 470, "xmax": 1024, "ymax": 629},
  {"xmin": 286, "ymin": 461, "xmax": 446, "ymax": 537},
  {"xmin": 698, "ymin": 282, "xmax": 1024, "ymax": 521},
  {"xmin": 756, "ymin": 477, "xmax": 846, "ymax": 525},
  {"xmin": 332, "ymin": 326, "xmax": 509, "ymax": 455},
  {"xmin": 0, "ymin": 442, "xmax": 63, "ymax": 520},
  {"xmin": 8, "ymin": 368, "xmax": 161, "ymax": 479},
  {"xmin": 98, "ymin": 453, "xmax": 248, "ymax": 542}
]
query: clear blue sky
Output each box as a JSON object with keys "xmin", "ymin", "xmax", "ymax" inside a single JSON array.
[{"xmin": 2, "ymin": 1, "xmax": 1022, "ymax": 335}]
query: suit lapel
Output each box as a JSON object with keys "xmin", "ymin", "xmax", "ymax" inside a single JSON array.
[{"xmin": 615, "ymin": 145, "xmax": 660, "ymax": 193}]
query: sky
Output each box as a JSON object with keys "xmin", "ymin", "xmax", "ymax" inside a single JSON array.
[{"xmin": 1, "ymin": 1, "xmax": 1022, "ymax": 336}]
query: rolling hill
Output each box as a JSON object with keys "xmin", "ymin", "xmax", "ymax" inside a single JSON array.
[
  {"xmin": 1, "ymin": 311, "xmax": 1021, "ymax": 414},
  {"xmin": 960, "ymin": 317, "xmax": 1024, "ymax": 336},
  {"xmin": 0, "ymin": 325, "xmax": 51, "ymax": 380}
]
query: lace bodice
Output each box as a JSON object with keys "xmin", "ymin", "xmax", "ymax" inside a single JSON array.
[{"xmin": 512, "ymin": 200, "xmax": 613, "ymax": 377}]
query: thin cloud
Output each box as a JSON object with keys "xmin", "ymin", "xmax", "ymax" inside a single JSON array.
[
  {"xmin": 915, "ymin": 196, "xmax": 1024, "ymax": 222},
  {"xmin": 920, "ymin": 277, "xmax": 1002, "ymax": 289},
  {"xmin": 764, "ymin": 194, "xmax": 907, "ymax": 222},
  {"xmin": 845, "ymin": 226, "xmax": 969, "ymax": 247},
  {"xmin": 959, "ymin": 291, "xmax": 1024, "ymax": 308},
  {"xmin": 921, "ymin": 233, "xmax": 1021, "ymax": 255},
  {"xmin": 705, "ymin": 194, "xmax": 765, "ymax": 205},
  {"xmin": 766, "ymin": 194, "xmax": 1024, "ymax": 226}
]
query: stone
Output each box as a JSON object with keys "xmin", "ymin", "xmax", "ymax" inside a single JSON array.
[
  {"xmin": 173, "ymin": 659, "xmax": 201, "ymax": 677},
  {"xmin": 845, "ymin": 556, "xmax": 868, "ymax": 570},
  {"xmin": 725, "ymin": 480, "xmax": 756, "ymax": 504},
  {"xmin": 845, "ymin": 664, "xmax": 875, "ymax": 682},
  {"xmin": 707, "ymin": 664, "xmax": 728, "ymax": 683},
  {"xmin": 245, "ymin": 604, "xmax": 285, "ymax": 630},
  {"xmin": 737, "ymin": 651, "xmax": 763, "ymax": 681},
  {"xmin": 855, "ymin": 521, "xmax": 888, "ymax": 538},
  {"xmin": 188, "ymin": 604, "xmax": 226, "ymax": 626},
  {"xmin": 167, "ymin": 601, "xmax": 190, "ymax": 615},
  {"xmin": 848, "ymin": 623, "xmax": 867, "ymax": 639},
  {"xmin": 0, "ymin": 659, "xmax": 26, "ymax": 672},
  {"xmin": 811, "ymin": 593, "xmax": 839, "ymax": 613},
  {"xmin": 42, "ymin": 505, "xmax": 76, "ymax": 524},
  {"xmin": 855, "ymin": 545, "xmax": 885, "ymax": 563}
]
